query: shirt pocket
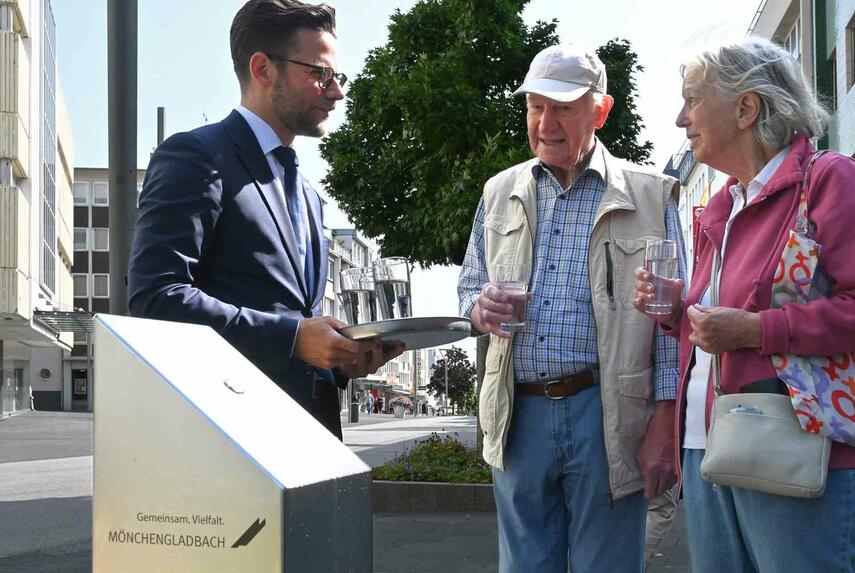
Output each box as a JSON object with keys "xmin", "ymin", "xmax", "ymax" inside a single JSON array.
[
  {"xmin": 484, "ymin": 214, "xmax": 527, "ymax": 274},
  {"xmin": 612, "ymin": 236, "xmax": 657, "ymax": 309}
]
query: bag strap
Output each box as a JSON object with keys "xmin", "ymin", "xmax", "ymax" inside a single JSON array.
[
  {"xmin": 796, "ymin": 151, "xmax": 828, "ymax": 235},
  {"xmin": 709, "ymin": 150, "xmax": 826, "ymax": 396},
  {"xmin": 710, "ymin": 249, "xmax": 723, "ymax": 396}
]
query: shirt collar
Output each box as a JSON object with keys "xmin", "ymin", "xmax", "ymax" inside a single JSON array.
[
  {"xmin": 236, "ymin": 106, "xmax": 287, "ymax": 157},
  {"xmin": 531, "ymin": 138, "xmax": 605, "ymax": 192},
  {"xmin": 728, "ymin": 145, "xmax": 789, "ymax": 206}
]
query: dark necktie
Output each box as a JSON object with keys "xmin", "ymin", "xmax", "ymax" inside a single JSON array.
[{"xmin": 271, "ymin": 146, "xmax": 310, "ymax": 279}]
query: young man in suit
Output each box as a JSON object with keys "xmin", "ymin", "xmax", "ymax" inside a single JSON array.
[{"xmin": 128, "ymin": 0, "xmax": 402, "ymax": 439}]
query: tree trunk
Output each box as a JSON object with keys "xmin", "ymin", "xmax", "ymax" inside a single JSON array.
[{"xmin": 475, "ymin": 334, "xmax": 489, "ymax": 453}]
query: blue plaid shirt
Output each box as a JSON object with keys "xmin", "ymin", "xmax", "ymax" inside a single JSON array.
[{"xmin": 458, "ymin": 145, "xmax": 684, "ymax": 400}]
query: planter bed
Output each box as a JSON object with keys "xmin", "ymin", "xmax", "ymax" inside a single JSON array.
[{"xmin": 372, "ymin": 480, "xmax": 495, "ymax": 512}]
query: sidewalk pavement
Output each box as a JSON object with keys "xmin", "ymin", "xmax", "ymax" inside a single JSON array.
[{"xmin": 0, "ymin": 411, "xmax": 688, "ymax": 572}]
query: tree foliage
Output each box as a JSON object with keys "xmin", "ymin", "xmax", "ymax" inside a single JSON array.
[
  {"xmin": 595, "ymin": 39, "xmax": 653, "ymax": 165},
  {"xmin": 321, "ymin": 0, "xmax": 558, "ymax": 266},
  {"xmin": 321, "ymin": 2, "xmax": 653, "ymax": 266},
  {"xmin": 427, "ymin": 346, "xmax": 476, "ymax": 412}
]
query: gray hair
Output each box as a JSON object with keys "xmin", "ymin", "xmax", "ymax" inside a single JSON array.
[{"xmin": 681, "ymin": 38, "xmax": 829, "ymax": 149}]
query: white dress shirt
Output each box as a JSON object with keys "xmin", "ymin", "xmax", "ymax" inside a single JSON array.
[{"xmin": 235, "ymin": 106, "xmax": 312, "ymax": 261}]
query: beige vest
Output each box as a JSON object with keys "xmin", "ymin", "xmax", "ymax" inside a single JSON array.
[{"xmin": 479, "ymin": 145, "xmax": 679, "ymax": 500}]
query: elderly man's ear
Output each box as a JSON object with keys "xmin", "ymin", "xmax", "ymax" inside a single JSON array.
[
  {"xmin": 736, "ymin": 92, "xmax": 762, "ymax": 130},
  {"xmin": 594, "ymin": 95, "xmax": 615, "ymax": 129}
]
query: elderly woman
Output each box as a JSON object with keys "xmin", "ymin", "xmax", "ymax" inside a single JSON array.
[{"xmin": 635, "ymin": 38, "xmax": 855, "ymax": 572}]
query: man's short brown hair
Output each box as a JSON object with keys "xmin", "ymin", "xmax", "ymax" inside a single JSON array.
[{"xmin": 230, "ymin": 0, "xmax": 336, "ymax": 91}]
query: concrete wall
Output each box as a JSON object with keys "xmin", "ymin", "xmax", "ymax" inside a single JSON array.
[{"xmin": 28, "ymin": 345, "xmax": 62, "ymax": 410}]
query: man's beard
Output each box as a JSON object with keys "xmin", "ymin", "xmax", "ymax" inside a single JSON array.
[{"xmin": 272, "ymin": 84, "xmax": 326, "ymax": 138}]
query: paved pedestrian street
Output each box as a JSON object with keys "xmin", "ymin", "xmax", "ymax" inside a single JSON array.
[{"xmin": 0, "ymin": 411, "xmax": 687, "ymax": 571}]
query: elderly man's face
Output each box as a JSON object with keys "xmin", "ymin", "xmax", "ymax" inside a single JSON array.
[{"xmin": 526, "ymin": 92, "xmax": 612, "ymax": 185}]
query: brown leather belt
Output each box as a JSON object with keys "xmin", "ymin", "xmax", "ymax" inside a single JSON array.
[{"xmin": 515, "ymin": 370, "xmax": 596, "ymax": 400}]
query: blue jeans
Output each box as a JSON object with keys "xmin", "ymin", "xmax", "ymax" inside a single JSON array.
[
  {"xmin": 492, "ymin": 386, "xmax": 647, "ymax": 573},
  {"xmin": 683, "ymin": 448, "xmax": 855, "ymax": 572}
]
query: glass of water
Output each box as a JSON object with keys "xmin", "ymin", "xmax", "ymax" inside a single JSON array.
[
  {"xmin": 339, "ymin": 267, "xmax": 377, "ymax": 325},
  {"xmin": 373, "ymin": 257, "xmax": 411, "ymax": 320},
  {"xmin": 497, "ymin": 281, "xmax": 528, "ymax": 333},
  {"xmin": 644, "ymin": 239, "xmax": 678, "ymax": 315}
]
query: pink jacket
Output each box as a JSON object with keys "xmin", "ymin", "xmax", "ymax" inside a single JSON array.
[{"xmin": 670, "ymin": 136, "xmax": 855, "ymax": 475}]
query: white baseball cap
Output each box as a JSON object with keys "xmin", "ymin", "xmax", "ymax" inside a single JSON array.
[{"xmin": 512, "ymin": 44, "xmax": 607, "ymax": 102}]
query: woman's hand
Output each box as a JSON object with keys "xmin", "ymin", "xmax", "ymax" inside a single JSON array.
[
  {"xmin": 686, "ymin": 305, "xmax": 762, "ymax": 354},
  {"xmin": 633, "ymin": 267, "xmax": 684, "ymax": 329}
]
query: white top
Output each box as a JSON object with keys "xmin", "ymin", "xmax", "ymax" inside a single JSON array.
[
  {"xmin": 235, "ymin": 106, "xmax": 312, "ymax": 258},
  {"xmin": 683, "ymin": 146, "xmax": 789, "ymax": 449}
]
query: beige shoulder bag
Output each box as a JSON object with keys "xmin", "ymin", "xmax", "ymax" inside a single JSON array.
[{"xmin": 699, "ymin": 249, "xmax": 831, "ymax": 498}]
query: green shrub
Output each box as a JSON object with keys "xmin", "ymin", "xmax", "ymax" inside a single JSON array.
[{"xmin": 372, "ymin": 433, "xmax": 492, "ymax": 484}]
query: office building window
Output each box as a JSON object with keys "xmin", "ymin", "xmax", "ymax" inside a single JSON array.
[
  {"xmin": 40, "ymin": 0, "xmax": 58, "ymax": 295},
  {"xmin": 73, "ymin": 181, "xmax": 90, "ymax": 205},
  {"xmin": 92, "ymin": 274, "xmax": 109, "ymax": 298},
  {"xmin": 847, "ymin": 15, "xmax": 855, "ymax": 91},
  {"xmin": 92, "ymin": 228, "xmax": 109, "ymax": 251},
  {"xmin": 829, "ymin": 50, "xmax": 838, "ymax": 112},
  {"xmin": 73, "ymin": 274, "xmax": 88, "ymax": 297},
  {"xmin": 784, "ymin": 17, "xmax": 801, "ymax": 63},
  {"xmin": 93, "ymin": 181, "xmax": 109, "ymax": 205},
  {"xmin": 74, "ymin": 228, "xmax": 88, "ymax": 250}
]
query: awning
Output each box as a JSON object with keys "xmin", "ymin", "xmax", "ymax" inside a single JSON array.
[
  {"xmin": 386, "ymin": 388, "xmax": 413, "ymax": 396},
  {"xmin": 352, "ymin": 379, "xmax": 392, "ymax": 389},
  {"xmin": 32, "ymin": 310, "xmax": 94, "ymax": 334}
]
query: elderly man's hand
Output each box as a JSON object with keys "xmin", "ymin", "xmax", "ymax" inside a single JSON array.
[
  {"xmin": 632, "ymin": 267, "xmax": 684, "ymax": 328},
  {"xmin": 687, "ymin": 305, "xmax": 762, "ymax": 355},
  {"xmin": 636, "ymin": 400, "xmax": 677, "ymax": 500},
  {"xmin": 471, "ymin": 284, "xmax": 531, "ymax": 339}
]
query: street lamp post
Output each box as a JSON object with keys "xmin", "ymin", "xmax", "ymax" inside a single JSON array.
[{"xmin": 439, "ymin": 348, "xmax": 450, "ymax": 415}]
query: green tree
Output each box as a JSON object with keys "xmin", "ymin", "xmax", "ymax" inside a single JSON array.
[
  {"xmin": 427, "ymin": 346, "xmax": 476, "ymax": 413},
  {"xmin": 321, "ymin": 0, "xmax": 558, "ymax": 266},
  {"xmin": 595, "ymin": 39, "xmax": 653, "ymax": 164},
  {"xmin": 321, "ymin": 2, "xmax": 653, "ymax": 265}
]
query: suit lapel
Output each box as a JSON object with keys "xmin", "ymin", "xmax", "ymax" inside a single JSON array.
[
  {"xmin": 223, "ymin": 111, "xmax": 309, "ymax": 304},
  {"xmin": 302, "ymin": 177, "xmax": 326, "ymax": 309}
]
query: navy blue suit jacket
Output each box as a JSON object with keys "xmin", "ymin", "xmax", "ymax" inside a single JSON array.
[{"xmin": 128, "ymin": 110, "xmax": 346, "ymax": 436}]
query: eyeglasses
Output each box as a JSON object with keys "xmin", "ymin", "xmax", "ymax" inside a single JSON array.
[{"xmin": 266, "ymin": 54, "xmax": 347, "ymax": 90}]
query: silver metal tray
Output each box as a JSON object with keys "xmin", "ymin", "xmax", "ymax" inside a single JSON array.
[{"xmin": 340, "ymin": 316, "xmax": 472, "ymax": 351}]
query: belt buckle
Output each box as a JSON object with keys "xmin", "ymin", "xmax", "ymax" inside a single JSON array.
[{"xmin": 544, "ymin": 380, "xmax": 565, "ymax": 400}]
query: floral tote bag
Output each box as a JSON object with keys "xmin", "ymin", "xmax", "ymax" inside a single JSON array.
[{"xmin": 770, "ymin": 151, "xmax": 855, "ymax": 445}]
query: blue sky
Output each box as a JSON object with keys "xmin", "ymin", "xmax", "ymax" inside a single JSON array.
[{"xmin": 52, "ymin": 0, "xmax": 762, "ymax": 349}]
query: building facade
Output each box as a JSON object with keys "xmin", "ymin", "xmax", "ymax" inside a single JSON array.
[
  {"xmin": 324, "ymin": 228, "xmax": 429, "ymax": 415},
  {"xmin": 751, "ymin": 0, "xmax": 855, "ymax": 157},
  {"xmin": 0, "ymin": 0, "xmax": 75, "ymax": 416},
  {"xmin": 66, "ymin": 167, "xmax": 145, "ymax": 411},
  {"xmin": 667, "ymin": 0, "xmax": 855, "ymax": 285},
  {"xmin": 663, "ymin": 145, "xmax": 727, "ymax": 282}
]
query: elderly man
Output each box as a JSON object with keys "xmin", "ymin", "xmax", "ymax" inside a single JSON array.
[{"xmin": 458, "ymin": 44, "xmax": 684, "ymax": 572}]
